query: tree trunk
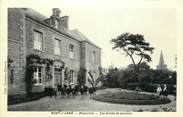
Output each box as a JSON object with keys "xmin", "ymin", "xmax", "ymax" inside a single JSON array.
[{"xmin": 135, "ymin": 68, "xmax": 142, "ymax": 86}]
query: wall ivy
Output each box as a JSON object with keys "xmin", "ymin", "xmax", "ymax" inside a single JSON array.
[{"xmin": 25, "ymin": 54, "xmax": 53, "ymax": 95}]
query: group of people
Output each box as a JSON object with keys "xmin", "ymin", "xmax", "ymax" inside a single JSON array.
[
  {"xmin": 156, "ymin": 84, "xmax": 168, "ymax": 97},
  {"xmin": 45, "ymin": 84, "xmax": 96, "ymax": 98}
]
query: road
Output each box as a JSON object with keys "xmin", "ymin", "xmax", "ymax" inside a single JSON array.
[{"xmin": 8, "ymin": 89, "xmax": 176, "ymax": 112}]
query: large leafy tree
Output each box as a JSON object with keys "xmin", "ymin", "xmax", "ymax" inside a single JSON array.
[{"xmin": 111, "ymin": 33, "xmax": 154, "ymax": 85}]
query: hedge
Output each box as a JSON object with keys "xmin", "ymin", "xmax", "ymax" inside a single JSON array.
[{"xmin": 125, "ymin": 83, "xmax": 176, "ymax": 95}]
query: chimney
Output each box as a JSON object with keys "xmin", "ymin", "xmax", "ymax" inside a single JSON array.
[
  {"xmin": 50, "ymin": 8, "xmax": 61, "ymax": 29},
  {"xmin": 52, "ymin": 8, "xmax": 61, "ymax": 18},
  {"xmin": 60, "ymin": 16, "xmax": 69, "ymax": 29},
  {"xmin": 49, "ymin": 8, "xmax": 69, "ymax": 30}
]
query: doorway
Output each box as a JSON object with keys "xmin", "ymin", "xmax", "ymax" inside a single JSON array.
[{"xmin": 54, "ymin": 68, "xmax": 62, "ymax": 86}]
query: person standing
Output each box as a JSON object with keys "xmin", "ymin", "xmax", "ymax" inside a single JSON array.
[
  {"xmin": 162, "ymin": 84, "xmax": 168, "ymax": 97},
  {"xmin": 156, "ymin": 84, "xmax": 162, "ymax": 96},
  {"xmin": 54, "ymin": 84, "xmax": 58, "ymax": 97},
  {"xmin": 80, "ymin": 85, "xmax": 84, "ymax": 95},
  {"xmin": 57, "ymin": 84, "xmax": 62, "ymax": 95}
]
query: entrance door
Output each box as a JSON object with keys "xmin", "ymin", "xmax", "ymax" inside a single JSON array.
[{"xmin": 54, "ymin": 68, "xmax": 62, "ymax": 86}]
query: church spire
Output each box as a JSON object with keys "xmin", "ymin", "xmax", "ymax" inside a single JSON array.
[
  {"xmin": 159, "ymin": 51, "xmax": 164, "ymax": 65},
  {"xmin": 157, "ymin": 51, "xmax": 167, "ymax": 70}
]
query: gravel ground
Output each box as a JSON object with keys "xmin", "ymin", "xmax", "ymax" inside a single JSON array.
[{"xmin": 8, "ymin": 88, "xmax": 176, "ymax": 112}]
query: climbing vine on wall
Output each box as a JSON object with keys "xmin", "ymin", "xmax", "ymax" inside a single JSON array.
[
  {"xmin": 64, "ymin": 67, "xmax": 70, "ymax": 83},
  {"xmin": 8, "ymin": 57, "xmax": 13, "ymax": 67},
  {"xmin": 25, "ymin": 54, "xmax": 53, "ymax": 94},
  {"xmin": 44, "ymin": 59, "xmax": 53, "ymax": 85},
  {"xmin": 8, "ymin": 57, "xmax": 14, "ymax": 84}
]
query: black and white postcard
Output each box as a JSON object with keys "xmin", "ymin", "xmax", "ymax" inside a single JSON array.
[{"xmin": 1, "ymin": 0, "xmax": 183, "ymax": 117}]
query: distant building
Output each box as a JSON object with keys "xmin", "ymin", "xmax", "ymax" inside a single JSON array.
[
  {"xmin": 8, "ymin": 8, "xmax": 101, "ymax": 97},
  {"xmin": 156, "ymin": 51, "xmax": 167, "ymax": 70}
]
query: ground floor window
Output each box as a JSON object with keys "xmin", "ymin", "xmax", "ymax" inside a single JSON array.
[{"xmin": 33, "ymin": 66, "xmax": 43, "ymax": 85}]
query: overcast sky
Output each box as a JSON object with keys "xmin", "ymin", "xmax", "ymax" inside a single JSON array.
[
  {"xmin": 6, "ymin": 0, "xmax": 177, "ymax": 70},
  {"xmin": 36, "ymin": 8, "xmax": 177, "ymax": 70}
]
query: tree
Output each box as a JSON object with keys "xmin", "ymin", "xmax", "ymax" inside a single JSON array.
[
  {"xmin": 87, "ymin": 66, "xmax": 104, "ymax": 88},
  {"xmin": 88, "ymin": 70, "xmax": 96, "ymax": 88},
  {"xmin": 111, "ymin": 33, "xmax": 154, "ymax": 85},
  {"xmin": 127, "ymin": 62, "xmax": 150, "ymax": 71},
  {"xmin": 104, "ymin": 66, "xmax": 120, "ymax": 88}
]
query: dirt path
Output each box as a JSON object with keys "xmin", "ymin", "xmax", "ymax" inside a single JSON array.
[{"xmin": 8, "ymin": 89, "xmax": 176, "ymax": 111}]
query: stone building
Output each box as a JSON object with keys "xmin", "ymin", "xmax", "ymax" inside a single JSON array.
[{"xmin": 8, "ymin": 8, "xmax": 101, "ymax": 97}]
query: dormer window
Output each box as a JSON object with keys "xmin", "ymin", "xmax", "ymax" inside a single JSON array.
[{"xmin": 55, "ymin": 19, "xmax": 59, "ymax": 29}]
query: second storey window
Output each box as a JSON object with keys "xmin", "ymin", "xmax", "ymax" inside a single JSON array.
[
  {"xmin": 92, "ymin": 50, "xmax": 96, "ymax": 63},
  {"xmin": 54, "ymin": 39, "xmax": 61, "ymax": 55},
  {"xmin": 69, "ymin": 44, "xmax": 74, "ymax": 59},
  {"xmin": 33, "ymin": 30, "xmax": 43, "ymax": 50}
]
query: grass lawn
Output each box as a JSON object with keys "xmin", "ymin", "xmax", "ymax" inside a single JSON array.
[
  {"xmin": 93, "ymin": 90, "xmax": 171, "ymax": 105},
  {"xmin": 100, "ymin": 91, "xmax": 158, "ymax": 100}
]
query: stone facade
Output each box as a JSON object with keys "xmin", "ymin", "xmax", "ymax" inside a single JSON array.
[
  {"xmin": 8, "ymin": 8, "xmax": 26, "ymax": 96},
  {"xmin": 8, "ymin": 8, "xmax": 101, "ymax": 96}
]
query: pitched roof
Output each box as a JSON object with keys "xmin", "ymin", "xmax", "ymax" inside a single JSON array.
[
  {"xmin": 68, "ymin": 29, "xmax": 101, "ymax": 48},
  {"xmin": 22, "ymin": 8, "xmax": 100, "ymax": 48},
  {"xmin": 23, "ymin": 8, "xmax": 47, "ymax": 22}
]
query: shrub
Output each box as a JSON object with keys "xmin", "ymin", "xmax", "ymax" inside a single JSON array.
[
  {"xmin": 140, "ymin": 83, "xmax": 157, "ymax": 92},
  {"xmin": 44, "ymin": 87, "xmax": 56, "ymax": 96},
  {"xmin": 126, "ymin": 83, "xmax": 138, "ymax": 90},
  {"xmin": 124, "ymin": 83, "xmax": 176, "ymax": 95},
  {"xmin": 102, "ymin": 66, "xmax": 176, "ymax": 90}
]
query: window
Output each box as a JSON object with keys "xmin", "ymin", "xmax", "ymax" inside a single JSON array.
[
  {"xmin": 92, "ymin": 50, "xmax": 96, "ymax": 63},
  {"xmin": 33, "ymin": 30, "xmax": 43, "ymax": 50},
  {"xmin": 54, "ymin": 39, "xmax": 61, "ymax": 55},
  {"xmin": 33, "ymin": 67, "xmax": 42, "ymax": 85},
  {"xmin": 70, "ymin": 70, "xmax": 74, "ymax": 84},
  {"xmin": 69, "ymin": 44, "xmax": 74, "ymax": 59}
]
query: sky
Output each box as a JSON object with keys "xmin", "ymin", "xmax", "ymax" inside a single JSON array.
[
  {"xmin": 4, "ymin": 0, "xmax": 177, "ymax": 70},
  {"xmin": 35, "ymin": 8, "xmax": 177, "ymax": 70}
]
